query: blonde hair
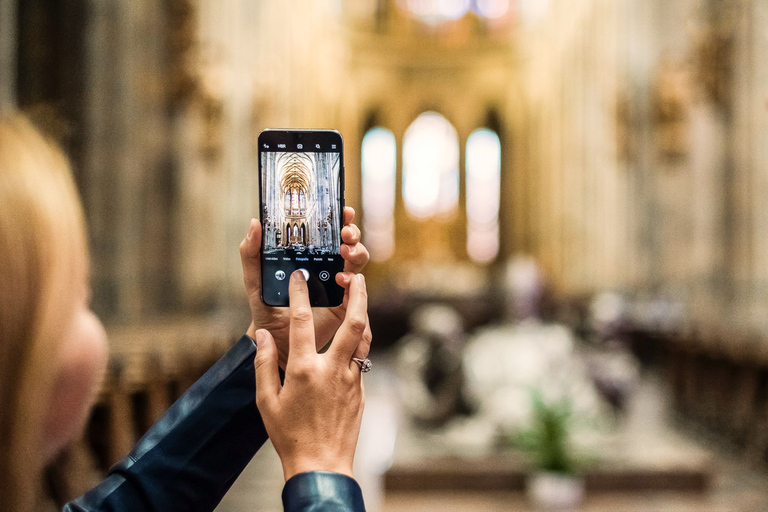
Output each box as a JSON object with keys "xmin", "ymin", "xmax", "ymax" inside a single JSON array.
[{"xmin": 0, "ymin": 116, "xmax": 89, "ymax": 511}]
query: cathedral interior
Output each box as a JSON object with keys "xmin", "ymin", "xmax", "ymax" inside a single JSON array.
[
  {"xmin": 261, "ymin": 150, "xmax": 342, "ymax": 254},
  {"xmin": 3, "ymin": 0, "xmax": 768, "ymax": 510}
]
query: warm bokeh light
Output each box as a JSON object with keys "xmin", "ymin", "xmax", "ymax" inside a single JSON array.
[
  {"xmin": 474, "ymin": 0, "xmax": 511, "ymax": 19},
  {"xmin": 466, "ymin": 128, "xmax": 501, "ymax": 263},
  {"xmin": 401, "ymin": 0, "xmax": 511, "ymax": 24},
  {"xmin": 402, "ymin": 112, "xmax": 459, "ymax": 219},
  {"xmin": 519, "ymin": 0, "xmax": 549, "ymax": 25},
  {"xmin": 401, "ymin": 0, "xmax": 471, "ymax": 25},
  {"xmin": 362, "ymin": 127, "xmax": 397, "ymax": 261}
]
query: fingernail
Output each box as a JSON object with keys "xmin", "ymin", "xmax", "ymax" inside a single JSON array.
[
  {"xmin": 247, "ymin": 218, "xmax": 257, "ymax": 240},
  {"xmin": 255, "ymin": 330, "xmax": 265, "ymax": 348},
  {"xmin": 357, "ymin": 274, "xmax": 365, "ymax": 284},
  {"xmin": 293, "ymin": 270, "xmax": 306, "ymax": 281}
]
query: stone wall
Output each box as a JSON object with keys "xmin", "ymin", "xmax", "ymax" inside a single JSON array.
[{"xmin": 517, "ymin": 0, "xmax": 768, "ymax": 339}]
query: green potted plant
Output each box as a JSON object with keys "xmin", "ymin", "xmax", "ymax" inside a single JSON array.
[{"xmin": 516, "ymin": 390, "xmax": 585, "ymax": 510}]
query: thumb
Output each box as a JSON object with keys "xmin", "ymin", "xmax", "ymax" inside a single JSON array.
[{"xmin": 254, "ymin": 329, "xmax": 280, "ymax": 410}]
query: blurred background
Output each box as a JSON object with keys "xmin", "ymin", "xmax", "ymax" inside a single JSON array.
[{"xmin": 2, "ymin": 0, "xmax": 768, "ymax": 510}]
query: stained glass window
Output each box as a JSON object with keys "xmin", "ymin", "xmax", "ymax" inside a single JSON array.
[
  {"xmin": 466, "ymin": 128, "xmax": 501, "ymax": 262},
  {"xmin": 362, "ymin": 127, "xmax": 397, "ymax": 261},
  {"xmin": 402, "ymin": 112, "xmax": 459, "ymax": 219}
]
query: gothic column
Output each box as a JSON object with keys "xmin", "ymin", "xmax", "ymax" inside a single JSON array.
[
  {"xmin": 0, "ymin": 0, "xmax": 15, "ymax": 112},
  {"xmin": 501, "ymin": 101, "xmax": 522, "ymax": 260},
  {"xmin": 84, "ymin": 0, "xmax": 176, "ymax": 320},
  {"xmin": 454, "ymin": 111, "xmax": 472, "ymax": 263},
  {"xmin": 389, "ymin": 99, "xmax": 410, "ymax": 261}
]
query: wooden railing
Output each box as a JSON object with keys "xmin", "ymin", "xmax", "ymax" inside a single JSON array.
[
  {"xmin": 89, "ymin": 317, "xmax": 244, "ymax": 471},
  {"xmin": 629, "ymin": 326, "xmax": 768, "ymax": 464}
]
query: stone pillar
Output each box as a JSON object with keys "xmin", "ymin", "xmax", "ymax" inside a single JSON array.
[
  {"xmin": 84, "ymin": 0, "xmax": 176, "ymax": 320},
  {"xmin": 0, "ymin": 0, "xmax": 15, "ymax": 112},
  {"xmin": 454, "ymin": 115, "xmax": 472, "ymax": 263},
  {"xmin": 390, "ymin": 104, "xmax": 409, "ymax": 262}
]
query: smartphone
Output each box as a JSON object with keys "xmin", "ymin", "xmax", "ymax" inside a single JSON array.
[{"xmin": 258, "ymin": 129, "xmax": 345, "ymax": 307}]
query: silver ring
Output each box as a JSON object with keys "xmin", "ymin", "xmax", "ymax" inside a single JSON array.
[{"xmin": 352, "ymin": 357, "xmax": 372, "ymax": 373}]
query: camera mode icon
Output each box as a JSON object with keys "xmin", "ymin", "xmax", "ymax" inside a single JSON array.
[
  {"xmin": 318, "ymin": 270, "xmax": 330, "ymax": 281},
  {"xmin": 275, "ymin": 270, "xmax": 286, "ymax": 281}
]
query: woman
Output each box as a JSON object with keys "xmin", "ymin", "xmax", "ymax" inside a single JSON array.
[{"xmin": 0, "ymin": 115, "xmax": 372, "ymax": 511}]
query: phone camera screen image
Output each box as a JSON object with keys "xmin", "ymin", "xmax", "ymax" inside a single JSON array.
[{"xmin": 258, "ymin": 130, "xmax": 345, "ymax": 307}]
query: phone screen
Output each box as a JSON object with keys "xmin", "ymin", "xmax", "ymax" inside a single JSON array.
[{"xmin": 258, "ymin": 130, "xmax": 345, "ymax": 307}]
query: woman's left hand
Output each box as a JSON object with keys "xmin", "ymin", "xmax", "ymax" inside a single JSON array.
[
  {"xmin": 240, "ymin": 207, "xmax": 370, "ymax": 368},
  {"xmin": 253, "ymin": 270, "xmax": 370, "ymax": 480}
]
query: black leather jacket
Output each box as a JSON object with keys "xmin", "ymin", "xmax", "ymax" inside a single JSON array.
[{"xmin": 63, "ymin": 335, "xmax": 365, "ymax": 512}]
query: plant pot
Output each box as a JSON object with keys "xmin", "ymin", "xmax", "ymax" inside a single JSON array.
[{"xmin": 527, "ymin": 471, "xmax": 585, "ymax": 510}]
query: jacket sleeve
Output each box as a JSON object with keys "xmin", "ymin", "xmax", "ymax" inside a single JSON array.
[
  {"xmin": 282, "ymin": 472, "xmax": 366, "ymax": 512},
  {"xmin": 64, "ymin": 335, "xmax": 268, "ymax": 512}
]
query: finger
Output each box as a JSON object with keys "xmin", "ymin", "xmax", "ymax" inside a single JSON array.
[
  {"xmin": 239, "ymin": 219, "xmax": 263, "ymax": 300},
  {"xmin": 254, "ymin": 329, "xmax": 281, "ymax": 409},
  {"xmin": 335, "ymin": 271, "xmax": 353, "ymax": 288},
  {"xmin": 352, "ymin": 315, "xmax": 373, "ymax": 360},
  {"xmin": 329, "ymin": 273, "xmax": 368, "ymax": 361},
  {"xmin": 335, "ymin": 271, "xmax": 353, "ymax": 310},
  {"xmin": 288, "ymin": 270, "xmax": 316, "ymax": 361},
  {"xmin": 341, "ymin": 223, "xmax": 361, "ymax": 245},
  {"xmin": 342, "ymin": 241, "xmax": 370, "ymax": 274},
  {"xmin": 343, "ymin": 207, "xmax": 355, "ymax": 226}
]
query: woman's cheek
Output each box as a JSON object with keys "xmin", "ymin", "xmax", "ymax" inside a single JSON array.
[
  {"xmin": 81, "ymin": 309, "xmax": 109, "ymax": 399},
  {"xmin": 43, "ymin": 309, "xmax": 108, "ymax": 461}
]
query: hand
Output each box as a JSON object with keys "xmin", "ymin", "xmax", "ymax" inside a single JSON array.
[
  {"xmin": 254, "ymin": 270, "xmax": 369, "ymax": 480},
  {"xmin": 240, "ymin": 207, "xmax": 370, "ymax": 367}
]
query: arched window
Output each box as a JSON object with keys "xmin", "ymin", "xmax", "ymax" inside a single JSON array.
[
  {"xmin": 466, "ymin": 128, "xmax": 501, "ymax": 263},
  {"xmin": 290, "ymin": 189, "xmax": 299, "ymax": 216},
  {"xmin": 402, "ymin": 112, "xmax": 459, "ymax": 219},
  {"xmin": 361, "ymin": 127, "xmax": 397, "ymax": 261}
]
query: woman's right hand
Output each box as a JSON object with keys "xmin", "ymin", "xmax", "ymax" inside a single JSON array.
[
  {"xmin": 253, "ymin": 270, "xmax": 370, "ymax": 480},
  {"xmin": 240, "ymin": 207, "xmax": 370, "ymax": 368}
]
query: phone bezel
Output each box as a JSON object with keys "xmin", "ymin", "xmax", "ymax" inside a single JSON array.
[{"xmin": 257, "ymin": 129, "xmax": 346, "ymax": 307}]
